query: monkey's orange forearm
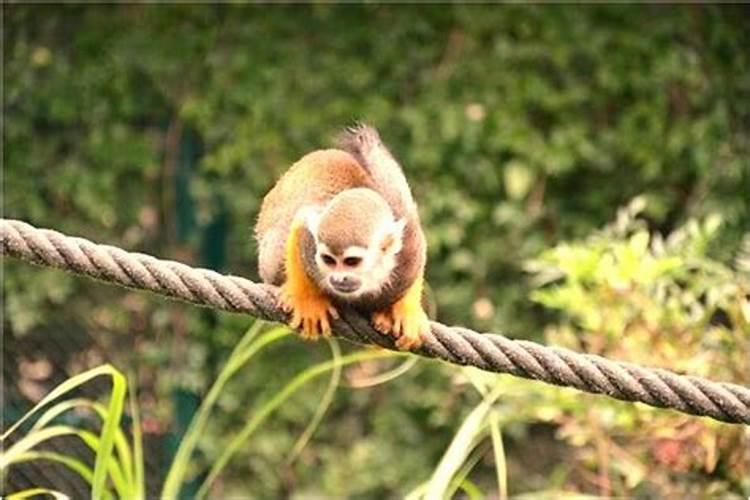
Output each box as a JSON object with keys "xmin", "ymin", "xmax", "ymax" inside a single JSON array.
[
  {"xmin": 280, "ymin": 219, "xmax": 338, "ymax": 339},
  {"xmin": 400, "ymin": 274, "xmax": 425, "ymax": 316},
  {"xmin": 283, "ymin": 219, "xmax": 315, "ymax": 298}
]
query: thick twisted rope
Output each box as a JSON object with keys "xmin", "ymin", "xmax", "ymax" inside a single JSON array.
[{"xmin": 2, "ymin": 218, "xmax": 749, "ymax": 425}]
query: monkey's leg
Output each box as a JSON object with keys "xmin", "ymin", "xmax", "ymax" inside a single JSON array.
[
  {"xmin": 372, "ymin": 275, "xmax": 430, "ymax": 350},
  {"xmin": 279, "ymin": 219, "xmax": 339, "ymax": 339}
]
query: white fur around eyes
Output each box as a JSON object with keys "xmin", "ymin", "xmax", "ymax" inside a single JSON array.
[
  {"xmin": 343, "ymin": 247, "xmax": 368, "ymax": 259},
  {"xmin": 314, "ymin": 240, "xmax": 401, "ymax": 299},
  {"xmin": 358, "ymin": 245, "xmax": 399, "ymax": 296}
]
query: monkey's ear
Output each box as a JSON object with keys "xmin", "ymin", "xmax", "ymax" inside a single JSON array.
[
  {"xmin": 380, "ymin": 218, "xmax": 406, "ymax": 254},
  {"xmin": 298, "ymin": 207, "xmax": 322, "ymax": 241},
  {"xmin": 304, "ymin": 213, "xmax": 321, "ymax": 241}
]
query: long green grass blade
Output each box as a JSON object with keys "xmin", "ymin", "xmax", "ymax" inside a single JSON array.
[
  {"xmin": 235, "ymin": 318, "xmax": 266, "ymax": 353},
  {"xmin": 226, "ymin": 325, "xmax": 290, "ymax": 377},
  {"xmin": 1, "ymin": 364, "xmax": 120, "ymax": 441},
  {"xmin": 26, "ymin": 397, "xmax": 134, "ymax": 494},
  {"xmin": 161, "ymin": 324, "xmax": 290, "ymax": 499},
  {"xmin": 10, "ymin": 451, "xmax": 118, "ymax": 500},
  {"xmin": 196, "ymin": 349, "xmax": 404, "ymax": 499},
  {"xmin": 12, "ymin": 451, "xmax": 95, "ymax": 484},
  {"xmin": 286, "ymin": 337, "xmax": 342, "ymax": 464},
  {"xmin": 407, "ymin": 452, "xmax": 489, "ymax": 500},
  {"xmin": 129, "ymin": 373, "xmax": 146, "ymax": 500},
  {"xmin": 445, "ymin": 440, "xmax": 491, "ymax": 499},
  {"xmin": 1, "ymin": 364, "xmax": 128, "ymax": 498},
  {"xmin": 425, "ymin": 386, "xmax": 503, "ymax": 499},
  {"xmin": 79, "ymin": 430, "xmax": 128, "ymax": 498},
  {"xmin": 346, "ymin": 356, "xmax": 418, "ymax": 388},
  {"xmin": 6, "ymin": 487, "xmax": 70, "ymax": 499},
  {"xmin": 111, "ymin": 415, "xmax": 134, "ymax": 492},
  {"xmin": 489, "ymin": 411, "xmax": 507, "ymax": 500},
  {"xmin": 91, "ymin": 369, "xmax": 127, "ymax": 500},
  {"xmin": 404, "ymin": 482, "xmax": 428, "ymax": 500},
  {"xmin": 2, "ymin": 424, "xmax": 126, "ymax": 498},
  {"xmin": 25, "ymin": 394, "xmax": 134, "ymax": 495},
  {"xmin": 456, "ymin": 478, "xmax": 484, "ymax": 500},
  {"xmin": 29, "ymin": 398, "xmax": 94, "ymax": 431},
  {"xmin": 1, "ymin": 426, "xmax": 77, "ymax": 469}
]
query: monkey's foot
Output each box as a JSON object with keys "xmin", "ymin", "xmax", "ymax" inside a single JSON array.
[
  {"xmin": 279, "ymin": 285, "xmax": 339, "ymax": 340},
  {"xmin": 372, "ymin": 304, "xmax": 429, "ymax": 351}
]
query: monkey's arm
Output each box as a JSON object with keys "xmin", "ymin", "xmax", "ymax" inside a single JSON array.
[
  {"xmin": 278, "ymin": 216, "xmax": 339, "ymax": 339},
  {"xmin": 372, "ymin": 273, "xmax": 430, "ymax": 350}
]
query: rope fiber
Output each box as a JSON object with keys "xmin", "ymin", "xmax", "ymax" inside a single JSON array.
[{"xmin": 2, "ymin": 218, "xmax": 749, "ymax": 424}]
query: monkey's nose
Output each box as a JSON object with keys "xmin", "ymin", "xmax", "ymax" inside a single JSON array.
[{"xmin": 329, "ymin": 275, "xmax": 361, "ymax": 294}]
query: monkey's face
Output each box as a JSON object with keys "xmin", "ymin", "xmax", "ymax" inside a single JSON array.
[
  {"xmin": 312, "ymin": 218, "xmax": 406, "ymax": 300},
  {"xmin": 304, "ymin": 188, "xmax": 405, "ymax": 300}
]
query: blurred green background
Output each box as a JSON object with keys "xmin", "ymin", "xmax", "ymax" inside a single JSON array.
[{"xmin": 3, "ymin": 4, "xmax": 749, "ymax": 498}]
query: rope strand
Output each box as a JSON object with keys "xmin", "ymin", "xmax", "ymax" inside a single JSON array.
[{"xmin": 2, "ymin": 218, "xmax": 748, "ymax": 424}]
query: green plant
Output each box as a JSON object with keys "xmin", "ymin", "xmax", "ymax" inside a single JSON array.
[
  {"xmin": 1, "ymin": 365, "xmax": 137, "ymax": 499},
  {"xmin": 520, "ymin": 198, "xmax": 750, "ymax": 497},
  {"xmin": 1, "ymin": 321, "xmax": 410, "ymax": 498},
  {"xmin": 405, "ymin": 368, "xmax": 509, "ymax": 500}
]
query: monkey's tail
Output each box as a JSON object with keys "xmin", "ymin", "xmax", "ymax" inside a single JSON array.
[
  {"xmin": 335, "ymin": 122, "xmax": 391, "ymax": 175},
  {"xmin": 335, "ymin": 123, "xmax": 415, "ymax": 215}
]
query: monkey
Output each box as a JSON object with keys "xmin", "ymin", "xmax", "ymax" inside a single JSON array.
[{"xmin": 254, "ymin": 124, "xmax": 429, "ymax": 350}]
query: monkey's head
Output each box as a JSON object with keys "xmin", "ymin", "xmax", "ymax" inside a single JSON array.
[{"xmin": 306, "ymin": 188, "xmax": 405, "ymax": 299}]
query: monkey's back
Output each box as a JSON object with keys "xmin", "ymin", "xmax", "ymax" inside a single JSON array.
[{"xmin": 255, "ymin": 149, "xmax": 372, "ymax": 285}]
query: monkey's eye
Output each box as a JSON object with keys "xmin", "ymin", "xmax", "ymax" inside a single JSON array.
[
  {"xmin": 321, "ymin": 254, "xmax": 336, "ymax": 266},
  {"xmin": 343, "ymin": 256, "xmax": 362, "ymax": 267}
]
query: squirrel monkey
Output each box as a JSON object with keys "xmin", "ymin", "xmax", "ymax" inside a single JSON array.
[{"xmin": 255, "ymin": 124, "xmax": 429, "ymax": 350}]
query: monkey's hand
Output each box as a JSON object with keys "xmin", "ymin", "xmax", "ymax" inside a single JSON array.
[
  {"xmin": 279, "ymin": 282, "xmax": 339, "ymax": 340},
  {"xmin": 372, "ymin": 277, "xmax": 429, "ymax": 350},
  {"xmin": 281, "ymin": 216, "xmax": 339, "ymax": 339}
]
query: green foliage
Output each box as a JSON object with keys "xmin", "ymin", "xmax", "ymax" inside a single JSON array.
[
  {"xmin": 3, "ymin": 4, "xmax": 749, "ymax": 498},
  {"xmin": 161, "ymin": 322, "xmax": 290, "ymax": 499},
  {"xmin": 1, "ymin": 365, "xmax": 134, "ymax": 500},
  {"xmin": 1, "ymin": 323, "xmax": 407, "ymax": 499},
  {"xmin": 408, "ymin": 376, "xmax": 506, "ymax": 500},
  {"xmin": 522, "ymin": 201, "xmax": 749, "ymax": 497},
  {"xmin": 528, "ymin": 198, "xmax": 748, "ymax": 378}
]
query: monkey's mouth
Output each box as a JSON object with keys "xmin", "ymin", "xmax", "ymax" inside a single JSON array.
[
  {"xmin": 329, "ymin": 276, "xmax": 362, "ymax": 294},
  {"xmin": 331, "ymin": 282, "xmax": 361, "ymax": 294}
]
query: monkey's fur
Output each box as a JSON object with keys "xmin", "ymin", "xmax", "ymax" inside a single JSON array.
[{"xmin": 255, "ymin": 124, "xmax": 429, "ymax": 349}]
